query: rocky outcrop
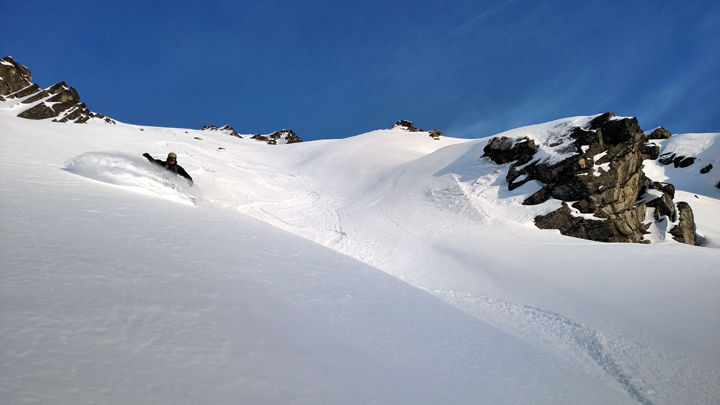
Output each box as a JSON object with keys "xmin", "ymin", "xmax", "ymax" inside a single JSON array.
[
  {"xmin": 658, "ymin": 152, "xmax": 696, "ymax": 168},
  {"xmin": 0, "ymin": 56, "xmax": 115, "ymax": 124},
  {"xmin": 428, "ymin": 129, "xmax": 444, "ymax": 140},
  {"xmin": 392, "ymin": 120, "xmax": 444, "ymax": 140},
  {"xmin": 393, "ymin": 119, "xmax": 424, "ymax": 132},
  {"xmin": 202, "ymin": 125, "xmax": 302, "ymax": 144},
  {"xmin": 0, "ymin": 56, "xmax": 33, "ymax": 97},
  {"xmin": 647, "ymin": 127, "xmax": 672, "ymax": 140},
  {"xmin": 670, "ymin": 202, "xmax": 696, "ymax": 244},
  {"xmin": 483, "ymin": 112, "xmax": 697, "ymax": 245},
  {"xmin": 202, "ymin": 124, "xmax": 243, "ymax": 138},
  {"xmin": 250, "ymin": 129, "xmax": 302, "ymax": 145}
]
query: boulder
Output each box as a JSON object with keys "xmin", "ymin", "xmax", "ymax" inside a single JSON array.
[
  {"xmin": 700, "ymin": 164, "xmax": 713, "ymax": 174},
  {"xmin": 658, "ymin": 152, "xmax": 696, "ymax": 168},
  {"xmin": 647, "ymin": 127, "xmax": 672, "ymax": 139},
  {"xmin": 670, "ymin": 202, "xmax": 696, "ymax": 245},
  {"xmin": 428, "ymin": 129, "xmax": 443, "ymax": 140}
]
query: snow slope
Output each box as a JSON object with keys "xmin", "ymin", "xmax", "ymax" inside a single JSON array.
[{"xmin": 1, "ymin": 104, "xmax": 719, "ymax": 404}]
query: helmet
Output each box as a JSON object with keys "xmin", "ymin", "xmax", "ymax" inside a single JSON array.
[{"xmin": 167, "ymin": 152, "xmax": 177, "ymax": 159}]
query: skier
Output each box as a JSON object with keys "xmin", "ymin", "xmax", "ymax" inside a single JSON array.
[{"xmin": 143, "ymin": 152, "xmax": 193, "ymax": 185}]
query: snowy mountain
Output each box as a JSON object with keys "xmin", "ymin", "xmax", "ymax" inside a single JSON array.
[
  {"xmin": 2, "ymin": 59, "xmax": 719, "ymax": 404},
  {"xmin": 0, "ymin": 56, "xmax": 115, "ymax": 124}
]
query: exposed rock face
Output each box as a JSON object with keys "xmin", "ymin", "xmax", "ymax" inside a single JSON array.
[
  {"xmin": 251, "ymin": 129, "xmax": 302, "ymax": 145},
  {"xmin": 483, "ymin": 112, "xmax": 697, "ymax": 245},
  {"xmin": 0, "ymin": 56, "xmax": 33, "ymax": 96},
  {"xmin": 393, "ymin": 119, "xmax": 424, "ymax": 132},
  {"xmin": 0, "ymin": 56, "xmax": 115, "ymax": 124},
  {"xmin": 670, "ymin": 202, "xmax": 696, "ymax": 244},
  {"xmin": 202, "ymin": 124, "xmax": 243, "ymax": 138}
]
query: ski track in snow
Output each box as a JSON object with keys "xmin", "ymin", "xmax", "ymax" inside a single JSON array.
[
  {"xmin": 432, "ymin": 290, "xmax": 656, "ymax": 405},
  {"xmin": 203, "ymin": 143, "xmax": 719, "ymax": 405},
  {"xmin": 431, "ymin": 288, "xmax": 719, "ymax": 405}
]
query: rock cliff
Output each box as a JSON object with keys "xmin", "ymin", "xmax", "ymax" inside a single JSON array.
[
  {"xmin": 483, "ymin": 113, "xmax": 697, "ymax": 245},
  {"xmin": 0, "ymin": 56, "xmax": 115, "ymax": 124}
]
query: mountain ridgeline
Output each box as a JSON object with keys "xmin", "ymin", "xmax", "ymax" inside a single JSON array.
[
  {"xmin": 0, "ymin": 56, "xmax": 302, "ymax": 144},
  {"xmin": 0, "ymin": 56, "xmax": 115, "ymax": 124}
]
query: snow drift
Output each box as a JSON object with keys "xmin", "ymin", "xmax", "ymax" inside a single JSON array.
[{"xmin": 64, "ymin": 152, "xmax": 198, "ymax": 205}]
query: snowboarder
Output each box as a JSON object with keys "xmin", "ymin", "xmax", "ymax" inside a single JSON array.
[{"xmin": 143, "ymin": 152, "xmax": 193, "ymax": 185}]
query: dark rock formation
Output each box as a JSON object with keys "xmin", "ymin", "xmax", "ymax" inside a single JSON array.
[
  {"xmin": 393, "ymin": 120, "xmax": 424, "ymax": 132},
  {"xmin": 647, "ymin": 127, "xmax": 672, "ymax": 139},
  {"xmin": 648, "ymin": 181, "xmax": 675, "ymax": 199},
  {"xmin": 700, "ymin": 164, "xmax": 713, "ymax": 174},
  {"xmin": 522, "ymin": 187, "xmax": 550, "ymax": 205},
  {"xmin": 202, "ymin": 124, "xmax": 243, "ymax": 138},
  {"xmin": 670, "ymin": 202, "xmax": 696, "ymax": 245},
  {"xmin": 535, "ymin": 202, "xmax": 649, "ymax": 243},
  {"xmin": 202, "ymin": 125, "xmax": 302, "ymax": 144},
  {"xmin": 658, "ymin": 152, "xmax": 696, "ymax": 168},
  {"xmin": 251, "ymin": 129, "xmax": 302, "ymax": 145},
  {"xmin": 392, "ymin": 120, "xmax": 445, "ymax": 139},
  {"xmin": 483, "ymin": 112, "xmax": 697, "ymax": 245},
  {"xmin": 0, "ymin": 56, "xmax": 115, "ymax": 124},
  {"xmin": 0, "ymin": 56, "xmax": 33, "ymax": 96},
  {"xmin": 428, "ymin": 129, "xmax": 444, "ymax": 140}
]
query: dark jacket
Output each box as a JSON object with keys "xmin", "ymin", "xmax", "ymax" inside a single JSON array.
[{"xmin": 143, "ymin": 153, "xmax": 193, "ymax": 184}]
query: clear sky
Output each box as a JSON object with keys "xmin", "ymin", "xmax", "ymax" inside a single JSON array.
[{"xmin": 3, "ymin": 0, "xmax": 719, "ymax": 141}]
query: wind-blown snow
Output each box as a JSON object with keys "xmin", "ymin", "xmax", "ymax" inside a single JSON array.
[{"xmin": 1, "ymin": 103, "xmax": 719, "ymax": 404}]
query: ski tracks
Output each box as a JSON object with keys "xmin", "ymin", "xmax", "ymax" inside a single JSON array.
[
  {"xmin": 431, "ymin": 290, "xmax": 657, "ymax": 404},
  {"xmin": 431, "ymin": 289, "xmax": 720, "ymax": 405}
]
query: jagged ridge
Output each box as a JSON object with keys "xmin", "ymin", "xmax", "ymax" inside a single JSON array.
[
  {"xmin": 202, "ymin": 125, "xmax": 303, "ymax": 145},
  {"xmin": 0, "ymin": 56, "xmax": 115, "ymax": 124}
]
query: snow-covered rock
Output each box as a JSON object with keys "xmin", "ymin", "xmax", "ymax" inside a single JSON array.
[
  {"xmin": 201, "ymin": 124, "xmax": 243, "ymax": 138},
  {"xmin": 483, "ymin": 112, "xmax": 698, "ymax": 244},
  {"xmin": 0, "ymin": 56, "xmax": 115, "ymax": 124},
  {"xmin": 251, "ymin": 129, "xmax": 302, "ymax": 144}
]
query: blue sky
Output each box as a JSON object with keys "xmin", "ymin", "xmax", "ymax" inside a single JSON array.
[{"xmin": 3, "ymin": 0, "xmax": 719, "ymax": 141}]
